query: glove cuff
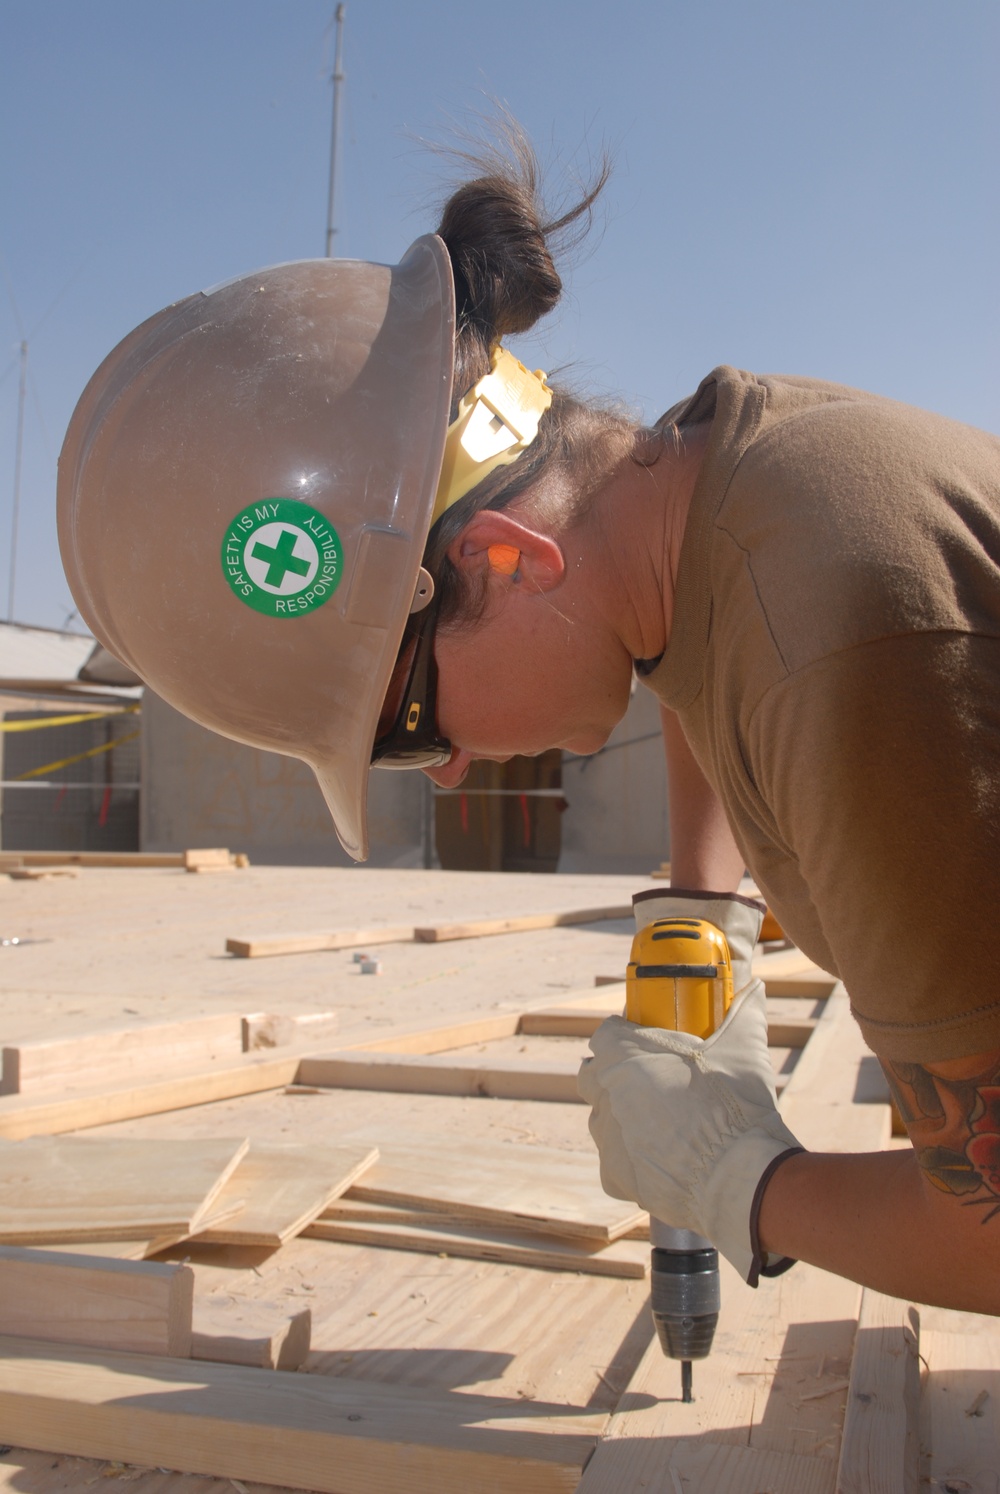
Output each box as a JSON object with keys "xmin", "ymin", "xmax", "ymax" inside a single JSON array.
[
  {"xmin": 700, "ymin": 1125, "xmax": 804, "ymax": 1284},
  {"xmin": 747, "ymin": 1146, "xmax": 805, "ymax": 1286}
]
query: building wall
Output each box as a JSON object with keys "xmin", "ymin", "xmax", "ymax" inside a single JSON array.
[
  {"xmin": 557, "ymin": 681, "xmax": 670, "ymax": 875},
  {"xmin": 140, "ymin": 691, "xmax": 427, "ymax": 867},
  {"xmin": 140, "ymin": 681, "xmax": 670, "ymax": 874}
]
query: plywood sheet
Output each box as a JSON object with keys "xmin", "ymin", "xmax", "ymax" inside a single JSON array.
[
  {"xmin": 0, "ymin": 1137, "xmax": 248, "ymax": 1242},
  {"xmin": 195, "ymin": 1142, "xmax": 378, "ymax": 1247},
  {"xmin": 307, "ymin": 1200, "xmax": 648, "ymax": 1278},
  {"xmin": 344, "ymin": 1137, "xmax": 645, "ymax": 1242}
]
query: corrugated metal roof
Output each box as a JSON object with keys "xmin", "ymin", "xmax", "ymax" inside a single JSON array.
[{"xmin": 0, "ymin": 622, "xmax": 96, "ymax": 681}]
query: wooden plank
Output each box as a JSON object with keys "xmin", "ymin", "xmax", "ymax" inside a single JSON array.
[
  {"xmin": 519, "ymin": 1009, "xmax": 817, "ymax": 1048},
  {"xmin": 580, "ymin": 1436, "xmax": 838, "ymax": 1493},
  {"xmin": 0, "ymin": 851, "xmax": 188, "ymax": 869},
  {"xmin": 835, "ymin": 1290, "xmax": 920, "ymax": 1494},
  {"xmin": 297, "ymin": 1050, "xmax": 583, "ymax": 1104},
  {"xmin": 0, "ymin": 1247, "xmax": 193, "ymax": 1357},
  {"xmin": 343, "ymin": 1137, "xmax": 645, "ymax": 1242},
  {"xmin": 0, "ymin": 1053, "xmax": 300, "ymax": 1140},
  {"xmin": 0, "ymin": 1334, "xmax": 605, "ymax": 1494},
  {"xmin": 226, "ymin": 925, "xmax": 413, "ymax": 958},
  {"xmin": 347, "ymin": 1011, "xmax": 522, "ymax": 1056},
  {"xmin": 191, "ymin": 1302, "xmax": 311, "ymax": 1371},
  {"xmin": 241, "ymin": 1009, "xmax": 339, "ymax": 1051},
  {"xmin": 0, "ymin": 1136, "xmax": 248, "ymax": 1242},
  {"xmin": 194, "ymin": 1141, "xmax": 378, "ymax": 1248},
  {"xmin": 413, "ymin": 905, "xmax": 631, "ymax": 943},
  {"xmin": 1, "ymin": 1012, "xmax": 245, "ymax": 1096},
  {"xmin": 305, "ymin": 1205, "xmax": 648, "ymax": 1279}
]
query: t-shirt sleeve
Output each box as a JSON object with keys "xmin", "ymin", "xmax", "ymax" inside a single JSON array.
[{"xmin": 747, "ymin": 631, "xmax": 1000, "ymax": 1062}]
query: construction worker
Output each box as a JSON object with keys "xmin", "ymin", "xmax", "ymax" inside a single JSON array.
[{"xmin": 59, "ymin": 129, "xmax": 1000, "ymax": 1315}]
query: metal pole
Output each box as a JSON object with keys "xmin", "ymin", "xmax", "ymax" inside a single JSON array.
[
  {"xmin": 325, "ymin": 4, "xmax": 346, "ymax": 257},
  {"xmin": 7, "ymin": 339, "xmax": 27, "ymax": 624}
]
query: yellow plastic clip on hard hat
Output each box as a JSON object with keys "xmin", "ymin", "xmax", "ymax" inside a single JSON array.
[{"xmin": 431, "ymin": 346, "xmax": 552, "ymax": 525}]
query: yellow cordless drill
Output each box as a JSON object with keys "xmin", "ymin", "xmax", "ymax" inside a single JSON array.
[{"xmin": 626, "ymin": 915, "xmax": 735, "ymax": 1403}]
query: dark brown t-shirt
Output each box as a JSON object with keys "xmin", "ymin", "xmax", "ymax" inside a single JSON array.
[{"xmin": 643, "ymin": 366, "xmax": 1000, "ymax": 1062}]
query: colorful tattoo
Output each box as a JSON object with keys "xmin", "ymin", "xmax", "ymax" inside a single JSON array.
[{"xmin": 883, "ymin": 1052, "xmax": 1000, "ymax": 1222}]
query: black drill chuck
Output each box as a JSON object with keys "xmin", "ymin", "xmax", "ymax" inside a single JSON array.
[{"xmin": 650, "ymin": 1245, "xmax": 721, "ymax": 1363}]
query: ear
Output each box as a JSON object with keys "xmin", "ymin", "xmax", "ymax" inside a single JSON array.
[{"xmin": 446, "ymin": 511, "xmax": 566, "ymax": 592}]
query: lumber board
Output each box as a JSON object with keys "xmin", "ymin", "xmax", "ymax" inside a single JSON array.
[
  {"xmin": 519, "ymin": 1008, "xmax": 817, "ymax": 1048},
  {"xmin": 918, "ymin": 1305, "xmax": 1000, "ymax": 1490},
  {"xmin": 297, "ymin": 1049, "xmax": 584, "ymax": 1103},
  {"xmin": 226, "ymin": 925, "xmax": 413, "ymax": 958},
  {"xmin": 347, "ymin": 1010, "xmax": 523, "ymax": 1055},
  {"xmin": 342, "ymin": 1137, "xmax": 646, "ymax": 1242},
  {"xmin": 413, "ymin": 904, "xmax": 631, "ymax": 942},
  {"xmin": 191, "ymin": 1302, "xmax": 311, "ymax": 1371},
  {"xmin": 241, "ymin": 1009, "xmax": 339, "ymax": 1050},
  {"xmin": 194, "ymin": 1141, "xmax": 378, "ymax": 1247},
  {"xmin": 835, "ymin": 1290, "xmax": 920, "ymax": 1494},
  {"xmin": 306, "ymin": 1203, "xmax": 649, "ymax": 1278},
  {"xmin": 0, "ymin": 1247, "xmax": 193, "ymax": 1357},
  {"xmin": 753, "ymin": 946, "xmax": 838, "ymax": 997},
  {"xmin": 0, "ymin": 1053, "xmax": 300, "ymax": 1140},
  {"xmin": 0, "ymin": 1334, "xmax": 605, "ymax": 1494},
  {"xmin": 0, "ymin": 850, "xmax": 237, "ymax": 870},
  {"xmin": 0, "ymin": 1012, "xmax": 245, "ymax": 1096},
  {"xmin": 577, "ymin": 1254, "xmax": 860, "ymax": 1491},
  {"xmin": 0, "ymin": 1136, "xmax": 248, "ymax": 1242}
]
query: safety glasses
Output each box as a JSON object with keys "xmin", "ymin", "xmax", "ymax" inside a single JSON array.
[{"xmin": 370, "ymin": 598, "xmax": 452, "ymax": 769}]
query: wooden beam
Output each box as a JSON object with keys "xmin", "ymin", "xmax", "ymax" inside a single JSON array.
[
  {"xmin": 835, "ymin": 1290, "xmax": 920, "ymax": 1494},
  {"xmin": 1, "ymin": 1012, "xmax": 245, "ymax": 1096},
  {"xmin": 191, "ymin": 1303, "xmax": 311, "ymax": 1371},
  {"xmin": 241, "ymin": 1009, "xmax": 339, "ymax": 1051},
  {"xmin": 413, "ymin": 906, "xmax": 631, "ymax": 943},
  {"xmin": 0, "ymin": 1053, "xmax": 300, "ymax": 1141},
  {"xmin": 0, "ymin": 1248, "xmax": 193, "ymax": 1357},
  {"xmin": 0, "ymin": 1334, "xmax": 605, "ymax": 1494},
  {"xmin": 0, "ymin": 850, "xmax": 242, "ymax": 870},
  {"xmin": 344, "ymin": 1011, "xmax": 522, "ymax": 1056},
  {"xmin": 226, "ymin": 926, "xmax": 414, "ymax": 958},
  {"xmin": 518, "ymin": 1009, "xmax": 817, "ymax": 1048},
  {"xmin": 296, "ymin": 1050, "xmax": 583, "ymax": 1104}
]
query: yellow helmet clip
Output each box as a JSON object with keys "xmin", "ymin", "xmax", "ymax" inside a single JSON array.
[{"xmin": 431, "ymin": 346, "xmax": 552, "ymax": 525}]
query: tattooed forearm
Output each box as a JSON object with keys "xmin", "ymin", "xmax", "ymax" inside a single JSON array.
[{"xmin": 881, "ymin": 1049, "xmax": 1000, "ymax": 1218}]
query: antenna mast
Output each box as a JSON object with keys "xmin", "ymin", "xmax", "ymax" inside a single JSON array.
[{"xmin": 325, "ymin": 4, "xmax": 346, "ymax": 257}]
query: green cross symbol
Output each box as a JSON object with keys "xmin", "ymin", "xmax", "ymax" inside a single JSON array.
[{"xmin": 251, "ymin": 528, "xmax": 311, "ymax": 588}]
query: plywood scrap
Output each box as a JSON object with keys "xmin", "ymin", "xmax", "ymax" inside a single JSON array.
[
  {"xmin": 0, "ymin": 1333, "xmax": 605, "ymax": 1494},
  {"xmin": 0, "ymin": 1247, "xmax": 193, "ymax": 1357},
  {"xmin": 226, "ymin": 925, "xmax": 413, "ymax": 959},
  {"xmin": 0, "ymin": 1136, "xmax": 247, "ymax": 1242},
  {"xmin": 342, "ymin": 1137, "xmax": 645, "ymax": 1242},
  {"xmin": 297, "ymin": 1050, "xmax": 583, "ymax": 1104},
  {"xmin": 1, "ymin": 1012, "xmax": 245, "ymax": 1096},
  {"xmin": 306, "ymin": 1202, "xmax": 648, "ymax": 1279},
  {"xmin": 0, "ymin": 1053, "xmax": 300, "ymax": 1141},
  {"xmin": 835, "ymin": 1290, "xmax": 920, "ymax": 1494},
  {"xmin": 413, "ymin": 905, "xmax": 631, "ymax": 943},
  {"xmin": 191, "ymin": 1301, "xmax": 311, "ymax": 1371},
  {"xmin": 194, "ymin": 1141, "xmax": 378, "ymax": 1248}
]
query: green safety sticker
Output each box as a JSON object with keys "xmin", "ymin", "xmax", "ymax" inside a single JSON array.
[{"xmin": 221, "ymin": 499, "xmax": 343, "ymax": 618}]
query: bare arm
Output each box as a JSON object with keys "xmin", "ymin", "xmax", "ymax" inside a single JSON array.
[
  {"xmin": 757, "ymin": 1045, "xmax": 1000, "ymax": 1313},
  {"xmin": 660, "ymin": 704, "xmax": 745, "ymax": 890}
]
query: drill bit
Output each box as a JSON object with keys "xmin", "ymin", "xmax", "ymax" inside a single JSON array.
[{"xmin": 681, "ymin": 1359, "xmax": 693, "ymax": 1403}]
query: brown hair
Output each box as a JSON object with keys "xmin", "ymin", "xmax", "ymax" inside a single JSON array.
[{"xmin": 423, "ymin": 121, "xmax": 642, "ymax": 629}]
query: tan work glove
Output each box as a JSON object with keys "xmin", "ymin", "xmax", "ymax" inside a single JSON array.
[{"xmin": 578, "ymin": 890, "xmax": 803, "ymax": 1285}]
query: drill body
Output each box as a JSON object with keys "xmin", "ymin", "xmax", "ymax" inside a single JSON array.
[{"xmin": 626, "ymin": 916, "xmax": 735, "ymax": 1400}]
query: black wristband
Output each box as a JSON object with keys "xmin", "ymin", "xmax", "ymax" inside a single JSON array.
[{"xmin": 746, "ymin": 1146, "xmax": 807, "ymax": 1288}]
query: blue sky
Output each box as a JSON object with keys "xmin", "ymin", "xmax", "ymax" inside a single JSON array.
[{"xmin": 2, "ymin": 0, "xmax": 997, "ymax": 632}]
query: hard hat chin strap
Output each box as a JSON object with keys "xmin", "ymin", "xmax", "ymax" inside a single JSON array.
[{"xmin": 430, "ymin": 347, "xmax": 552, "ymax": 527}]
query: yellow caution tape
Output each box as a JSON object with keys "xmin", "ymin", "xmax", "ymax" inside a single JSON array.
[
  {"xmin": 0, "ymin": 705, "xmax": 140, "ymax": 734},
  {"xmin": 14, "ymin": 729, "xmax": 141, "ymax": 782}
]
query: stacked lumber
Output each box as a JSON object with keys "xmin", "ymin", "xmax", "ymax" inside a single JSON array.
[{"xmin": 0, "ymin": 1134, "xmax": 379, "ymax": 1374}]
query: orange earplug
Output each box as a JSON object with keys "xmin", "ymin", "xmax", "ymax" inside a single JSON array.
[{"xmin": 488, "ymin": 543, "xmax": 521, "ymax": 576}]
